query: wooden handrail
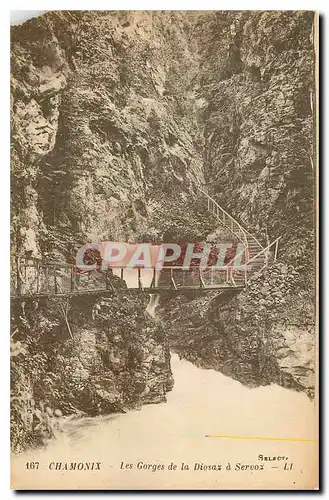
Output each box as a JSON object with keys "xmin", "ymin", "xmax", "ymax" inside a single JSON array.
[
  {"xmin": 196, "ymin": 185, "xmax": 264, "ymax": 251},
  {"xmin": 246, "ymin": 236, "xmax": 282, "ymax": 266},
  {"xmin": 195, "ymin": 185, "xmax": 283, "ymax": 284},
  {"xmin": 196, "ymin": 186, "xmax": 247, "ymax": 245},
  {"xmin": 14, "ymin": 264, "xmax": 240, "ymax": 272},
  {"xmin": 13, "ymin": 188, "xmax": 280, "ymax": 298}
]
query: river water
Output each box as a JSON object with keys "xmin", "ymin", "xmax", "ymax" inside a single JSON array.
[{"xmin": 12, "ymin": 352, "xmax": 317, "ymax": 490}]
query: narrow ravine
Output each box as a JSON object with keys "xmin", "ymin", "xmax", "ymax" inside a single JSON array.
[
  {"xmin": 12, "ymin": 353, "xmax": 316, "ymax": 489},
  {"xmin": 10, "ymin": 12, "xmax": 317, "ymax": 489}
]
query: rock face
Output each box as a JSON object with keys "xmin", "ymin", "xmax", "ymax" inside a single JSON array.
[
  {"xmin": 197, "ymin": 11, "xmax": 315, "ymax": 268},
  {"xmin": 11, "ymin": 11, "xmax": 203, "ymax": 260},
  {"xmin": 163, "ymin": 263, "xmax": 315, "ymax": 398},
  {"xmin": 11, "ymin": 11, "xmax": 316, "ymax": 452},
  {"xmin": 159, "ymin": 11, "xmax": 316, "ymax": 400},
  {"xmin": 11, "ymin": 293, "xmax": 173, "ymax": 452},
  {"xmin": 11, "ymin": 11, "xmax": 201, "ymax": 451}
]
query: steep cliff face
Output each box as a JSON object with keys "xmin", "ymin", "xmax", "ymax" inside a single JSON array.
[
  {"xmin": 162, "ymin": 262, "xmax": 315, "ymax": 398},
  {"xmin": 163, "ymin": 11, "xmax": 316, "ymax": 398},
  {"xmin": 11, "ymin": 11, "xmax": 201, "ymax": 451},
  {"xmin": 11, "ymin": 10, "xmax": 316, "ymax": 451},
  {"xmin": 11, "ymin": 293, "xmax": 173, "ymax": 452},
  {"xmin": 11, "ymin": 11, "xmax": 203, "ymax": 260},
  {"xmin": 197, "ymin": 11, "xmax": 315, "ymax": 268}
]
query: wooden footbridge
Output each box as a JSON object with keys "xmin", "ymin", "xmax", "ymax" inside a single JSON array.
[{"xmin": 11, "ymin": 188, "xmax": 280, "ymax": 299}]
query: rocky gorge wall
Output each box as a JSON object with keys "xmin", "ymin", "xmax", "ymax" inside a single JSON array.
[
  {"xmin": 11, "ymin": 11, "xmax": 203, "ymax": 261},
  {"xmin": 162, "ymin": 11, "xmax": 316, "ymax": 398},
  {"xmin": 11, "ymin": 11, "xmax": 317, "ymax": 451},
  {"xmin": 11, "ymin": 11, "xmax": 201, "ymax": 452},
  {"xmin": 161, "ymin": 262, "xmax": 315, "ymax": 399},
  {"xmin": 11, "ymin": 290, "xmax": 173, "ymax": 452},
  {"xmin": 197, "ymin": 11, "xmax": 316, "ymax": 269}
]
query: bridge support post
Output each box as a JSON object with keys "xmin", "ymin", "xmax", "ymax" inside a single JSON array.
[
  {"xmin": 16, "ymin": 258, "xmax": 21, "ymax": 297},
  {"xmin": 199, "ymin": 268, "xmax": 206, "ymax": 288},
  {"xmin": 274, "ymin": 239, "xmax": 279, "ymax": 261},
  {"xmin": 70, "ymin": 267, "xmax": 74, "ymax": 292},
  {"xmin": 36, "ymin": 263, "xmax": 40, "ymax": 294},
  {"xmin": 149, "ymin": 268, "xmax": 156, "ymax": 288},
  {"xmin": 170, "ymin": 268, "xmax": 177, "ymax": 290},
  {"xmin": 54, "ymin": 268, "xmax": 58, "ymax": 295},
  {"xmin": 226, "ymin": 266, "xmax": 233, "ymax": 285},
  {"xmin": 138, "ymin": 268, "xmax": 144, "ymax": 290}
]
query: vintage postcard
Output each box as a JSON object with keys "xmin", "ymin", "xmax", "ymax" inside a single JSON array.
[{"xmin": 10, "ymin": 10, "xmax": 319, "ymax": 490}]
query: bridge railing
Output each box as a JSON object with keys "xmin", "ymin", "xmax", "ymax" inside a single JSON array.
[
  {"xmin": 197, "ymin": 187, "xmax": 260, "ymax": 249},
  {"xmin": 196, "ymin": 186, "xmax": 265, "ymax": 264},
  {"xmin": 11, "ymin": 263, "xmax": 112, "ymax": 297},
  {"xmin": 159, "ymin": 266, "xmax": 243, "ymax": 288},
  {"xmin": 11, "ymin": 263, "xmax": 247, "ymax": 297},
  {"xmin": 196, "ymin": 185, "xmax": 283, "ymax": 275},
  {"xmin": 246, "ymin": 236, "xmax": 282, "ymax": 267},
  {"xmin": 196, "ymin": 186, "xmax": 248, "ymax": 246}
]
